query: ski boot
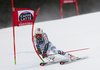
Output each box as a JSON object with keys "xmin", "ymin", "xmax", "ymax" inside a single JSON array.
[
  {"xmin": 68, "ymin": 54, "xmax": 80, "ymax": 61},
  {"xmin": 48, "ymin": 55, "xmax": 55, "ymax": 61}
]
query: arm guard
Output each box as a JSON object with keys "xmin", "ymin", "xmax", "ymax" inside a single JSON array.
[{"xmin": 43, "ymin": 44, "xmax": 48, "ymax": 54}]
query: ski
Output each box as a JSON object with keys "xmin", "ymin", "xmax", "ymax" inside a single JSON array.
[
  {"xmin": 40, "ymin": 58, "xmax": 68, "ymax": 66},
  {"xmin": 60, "ymin": 57, "xmax": 87, "ymax": 65},
  {"xmin": 40, "ymin": 61, "xmax": 58, "ymax": 66},
  {"xmin": 40, "ymin": 60, "xmax": 63, "ymax": 66},
  {"xmin": 40, "ymin": 63, "xmax": 47, "ymax": 66},
  {"xmin": 40, "ymin": 57, "xmax": 88, "ymax": 66}
]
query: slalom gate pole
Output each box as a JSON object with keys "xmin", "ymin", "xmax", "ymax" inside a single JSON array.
[
  {"xmin": 60, "ymin": 1, "xmax": 63, "ymax": 19},
  {"xmin": 12, "ymin": 0, "xmax": 16, "ymax": 65},
  {"xmin": 32, "ymin": 24, "xmax": 45, "ymax": 63},
  {"xmin": 13, "ymin": 25, "xmax": 16, "ymax": 65},
  {"xmin": 32, "ymin": 8, "xmax": 45, "ymax": 63},
  {"xmin": 36, "ymin": 8, "xmax": 40, "ymax": 15},
  {"xmin": 47, "ymin": 48, "xmax": 89, "ymax": 56},
  {"xmin": 75, "ymin": 0, "xmax": 79, "ymax": 15}
]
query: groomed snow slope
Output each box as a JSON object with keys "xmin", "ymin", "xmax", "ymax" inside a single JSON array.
[{"xmin": 0, "ymin": 12, "xmax": 100, "ymax": 70}]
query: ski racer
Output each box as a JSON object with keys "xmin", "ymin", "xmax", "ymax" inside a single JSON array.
[{"xmin": 34, "ymin": 28, "xmax": 77, "ymax": 61}]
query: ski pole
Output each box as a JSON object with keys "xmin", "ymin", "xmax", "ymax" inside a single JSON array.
[
  {"xmin": 47, "ymin": 48, "xmax": 89, "ymax": 56},
  {"xmin": 64, "ymin": 48, "xmax": 89, "ymax": 53}
]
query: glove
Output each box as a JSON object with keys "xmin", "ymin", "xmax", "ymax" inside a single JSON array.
[
  {"xmin": 42, "ymin": 53, "xmax": 47, "ymax": 58},
  {"xmin": 37, "ymin": 50, "xmax": 42, "ymax": 54},
  {"xmin": 58, "ymin": 50, "xmax": 65, "ymax": 55}
]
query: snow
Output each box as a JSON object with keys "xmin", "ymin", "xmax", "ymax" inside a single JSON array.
[{"xmin": 0, "ymin": 12, "xmax": 100, "ymax": 70}]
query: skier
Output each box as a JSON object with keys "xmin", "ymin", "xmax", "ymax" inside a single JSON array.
[{"xmin": 34, "ymin": 28, "xmax": 77, "ymax": 61}]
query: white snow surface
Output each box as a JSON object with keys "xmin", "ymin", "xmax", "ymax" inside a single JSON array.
[{"xmin": 0, "ymin": 12, "xmax": 100, "ymax": 70}]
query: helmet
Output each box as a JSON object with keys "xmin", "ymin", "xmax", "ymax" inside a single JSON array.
[{"xmin": 35, "ymin": 28, "xmax": 43, "ymax": 34}]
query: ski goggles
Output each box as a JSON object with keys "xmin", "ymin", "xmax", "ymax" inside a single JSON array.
[{"xmin": 36, "ymin": 34, "xmax": 42, "ymax": 37}]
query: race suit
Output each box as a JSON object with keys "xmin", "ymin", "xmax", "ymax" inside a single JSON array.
[{"xmin": 34, "ymin": 33, "xmax": 69, "ymax": 59}]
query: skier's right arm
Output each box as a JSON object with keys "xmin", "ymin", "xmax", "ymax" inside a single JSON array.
[{"xmin": 34, "ymin": 36, "xmax": 42, "ymax": 54}]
